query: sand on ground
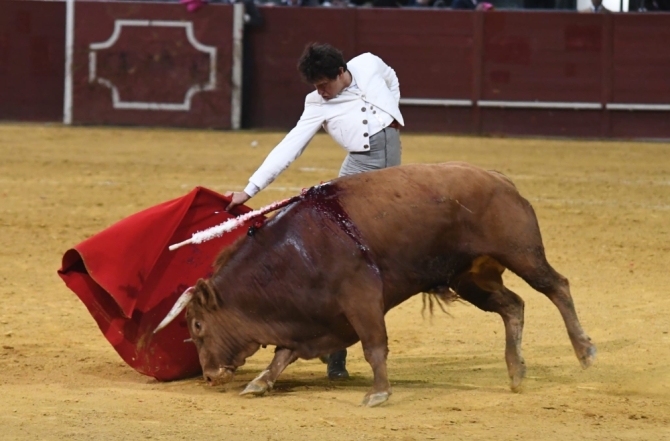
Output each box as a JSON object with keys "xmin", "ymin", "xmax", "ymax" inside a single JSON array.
[{"xmin": 1, "ymin": 124, "xmax": 669, "ymax": 440}]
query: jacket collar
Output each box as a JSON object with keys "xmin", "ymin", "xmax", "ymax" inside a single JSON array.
[{"xmin": 346, "ymin": 62, "xmax": 366, "ymax": 94}]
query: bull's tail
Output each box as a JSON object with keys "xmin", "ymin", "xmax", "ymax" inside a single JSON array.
[{"xmin": 421, "ymin": 285, "xmax": 460, "ymax": 318}]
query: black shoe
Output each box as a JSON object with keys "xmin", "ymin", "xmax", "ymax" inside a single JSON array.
[{"xmin": 327, "ymin": 349, "xmax": 349, "ymax": 380}]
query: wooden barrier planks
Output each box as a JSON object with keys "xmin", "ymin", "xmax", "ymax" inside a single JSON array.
[
  {"xmin": 1, "ymin": 1, "xmax": 669, "ymax": 138},
  {"xmin": 72, "ymin": 2, "xmax": 234, "ymax": 128},
  {"xmin": 0, "ymin": 0, "xmax": 65, "ymax": 121}
]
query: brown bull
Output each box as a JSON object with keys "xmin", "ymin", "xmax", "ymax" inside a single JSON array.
[{"xmin": 157, "ymin": 162, "xmax": 596, "ymax": 407}]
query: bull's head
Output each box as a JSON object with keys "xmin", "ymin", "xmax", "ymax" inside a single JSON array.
[{"xmin": 154, "ymin": 279, "xmax": 237, "ymax": 386}]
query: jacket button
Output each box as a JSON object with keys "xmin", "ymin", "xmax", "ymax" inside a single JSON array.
[
  {"xmin": 363, "ymin": 133, "xmax": 368, "ymax": 137},
  {"xmin": 362, "ymin": 120, "xmax": 367, "ymax": 124},
  {"xmin": 364, "ymin": 144, "xmax": 369, "ymax": 149},
  {"xmin": 373, "ymin": 111, "xmax": 376, "ymax": 114},
  {"xmin": 361, "ymin": 107, "xmax": 366, "ymax": 112}
]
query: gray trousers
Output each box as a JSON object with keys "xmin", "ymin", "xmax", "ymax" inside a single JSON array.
[{"xmin": 338, "ymin": 127, "xmax": 402, "ymax": 178}]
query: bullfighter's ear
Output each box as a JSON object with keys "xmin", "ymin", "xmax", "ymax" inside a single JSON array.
[{"xmin": 193, "ymin": 278, "xmax": 220, "ymax": 311}]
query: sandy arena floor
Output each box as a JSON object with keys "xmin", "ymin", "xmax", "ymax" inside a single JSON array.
[{"xmin": 0, "ymin": 123, "xmax": 669, "ymax": 440}]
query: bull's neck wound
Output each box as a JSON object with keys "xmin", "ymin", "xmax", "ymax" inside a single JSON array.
[{"xmin": 301, "ymin": 184, "xmax": 377, "ymax": 272}]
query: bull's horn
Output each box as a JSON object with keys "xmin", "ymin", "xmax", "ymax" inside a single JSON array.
[{"xmin": 153, "ymin": 287, "xmax": 194, "ymax": 334}]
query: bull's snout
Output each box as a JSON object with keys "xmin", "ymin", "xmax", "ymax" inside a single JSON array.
[{"xmin": 204, "ymin": 367, "xmax": 235, "ymax": 386}]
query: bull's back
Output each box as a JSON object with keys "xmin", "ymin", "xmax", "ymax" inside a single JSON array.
[
  {"xmin": 333, "ymin": 163, "xmax": 532, "ymax": 296},
  {"xmin": 336, "ymin": 162, "xmax": 520, "ymax": 246}
]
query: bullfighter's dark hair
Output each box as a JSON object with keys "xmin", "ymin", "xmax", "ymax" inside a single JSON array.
[{"xmin": 297, "ymin": 43, "xmax": 347, "ymax": 84}]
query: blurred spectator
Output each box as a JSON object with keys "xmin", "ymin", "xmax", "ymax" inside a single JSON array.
[
  {"xmin": 209, "ymin": 0, "xmax": 264, "ymax": 22},
  {"xmin": 321, "ymin": 0, "xmax": 351, "ymax": 6},
  {"xmin": 407, "ymin": 0, "xmax": 451, "ymax": 7},
  {"xmin": 523, "ymin": 0, "xmax": 556, "ymax": 8},
  {"xmin": 279, "ymin": 0, "xmax": 320, "ymax": 5},
  {"xmin": 371, "ymin": 0, "xmax": 410, "ymax": 6},
  {"xmin": 181, "ymin": 0, "xmax": 206, "ymax": 12},
  {"xmin": 451, "ymin": 0, "xmax": 475, "ymax": 8},
  {"xmin": 579, "ymin": 0, "xmax": 610, "ymax": 11},
  {"xmin": 451, "ymin": 0, "xmax": 494, "ymax": 9},
  {"xmin": 636, "ymin": 0, "xmax": 670, "ymax": 9}
]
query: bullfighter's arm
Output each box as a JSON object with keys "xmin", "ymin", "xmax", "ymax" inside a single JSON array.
[
  {"xmin": 244, "ymin": 102, "xmax": 324, "ymax": 197},
  {"xmin": 376, "ymin": 55, "xmax": 400, "ymax": 104}
]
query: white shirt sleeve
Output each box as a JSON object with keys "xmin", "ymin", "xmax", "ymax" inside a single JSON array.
[
  {"xmin": 243, "ymin": 182, "xmax": 261, "ymax": 197},
  {"xmin": 247, "ymin": 101, "xmax": 324, "ymax": 193}
]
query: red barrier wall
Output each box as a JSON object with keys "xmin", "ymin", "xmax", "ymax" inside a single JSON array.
[
  {"xmin": 72, "ymin": 2, "xmax": 234, "ymax": 128},
  {"xmin": 358, "ymin": 9, "xmax": 478, "ymax": 134},
  {"xmin": 245, "ymin": 7, "xmax": 356, "ymax": 128},
  {"xmin": 0, "ymin": 0, "xmax": 65, "ymax": 121},
  {"xmin": 247, "ymin": 8, "xmax": 670, "ymax": 139},
  {"xmin": 482, "ymin": 13, "xmax": 603, "ymax": 102},
  {"xmin": 612, "ymin": 15, "xmax": 670, "ymax": 104},
  {"xmin": 1, "ymin": 1, "xmax": 669, "ymax": 139},
  {"xmin": 246, "ymin": 8, "xmax": 480, "ymax": 133},
  {"xmin": 479, "ymin": 12, "xmax": 604, "ymax": 137},
  {"xmin": 609, "ymin": 15, "xmax": 670, "ymax": 139}
]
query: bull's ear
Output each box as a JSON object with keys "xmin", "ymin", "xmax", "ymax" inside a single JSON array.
[{"xmin": 193, "ymin": 278, "xmax": 220, "ymax": 311}]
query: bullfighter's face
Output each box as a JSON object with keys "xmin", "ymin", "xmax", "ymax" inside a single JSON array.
[{"xmin": 313, "ymin": 67, "xmax": 351, "ymax": 101}]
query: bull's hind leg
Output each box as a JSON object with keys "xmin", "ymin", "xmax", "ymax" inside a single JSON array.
[
  {"xmin": 240, "ymin": 348, "xmax": 298, "ymax": 397},
  {"xmin": 339, "ymin": 269, "xmax": 391, "ymax": 407},
  {"xmin": 500, "ymin": 250, "xmax": 596, "ymax": 369},
  {"xmin": 452, "ymin": 258, "xmax": 527, "ymax": 391}
]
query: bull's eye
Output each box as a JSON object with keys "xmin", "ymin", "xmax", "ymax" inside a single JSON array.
[
  {"xmin": 191, "ymin": 318, "xmax": 205, "ymax": 337},
  {"xmin": 193, "ymin": 320, "xmax": 204, "ymax": 336}
]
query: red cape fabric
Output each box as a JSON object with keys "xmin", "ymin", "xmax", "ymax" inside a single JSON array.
[{"xmin": 58, "ymin": 187, "xmax": 257, "ymax": 381}]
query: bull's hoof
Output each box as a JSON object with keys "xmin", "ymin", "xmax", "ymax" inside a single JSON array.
[
  {"xmin": 578, "ymin": 344, "xmax": 597, "ymax": 369},
  {"xmin": 240, "ymin": 380, "xmax": 269, "ymax": 397},
  {"xmin": 361, "ymin": 391, "xmax": 390, "ymax": 408},
  {"xmin": 509, "ymin": 361, "xmax": 526, "ymax": 393}
]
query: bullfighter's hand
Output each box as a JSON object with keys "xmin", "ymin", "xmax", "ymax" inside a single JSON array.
[{"xmin": 224, "ymin": 191, "xmax": 251, "ymax": 211}]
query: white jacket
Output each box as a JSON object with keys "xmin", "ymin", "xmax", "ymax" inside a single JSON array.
[{"xmin": 245, "ymin": 52, "xmax": 404, "ymax": 196}]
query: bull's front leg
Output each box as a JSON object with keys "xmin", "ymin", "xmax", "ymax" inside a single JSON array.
[
  {"xmin": 360, "ymin": 340, "xmax": 391, "ymax": 407},
  {"xmin": 340, "ymin": 273, "xmax": 391, "ymax": 407},
  {"xmin": 240, "ymin": 347, "xmax": 298, "ymax": 397}
]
